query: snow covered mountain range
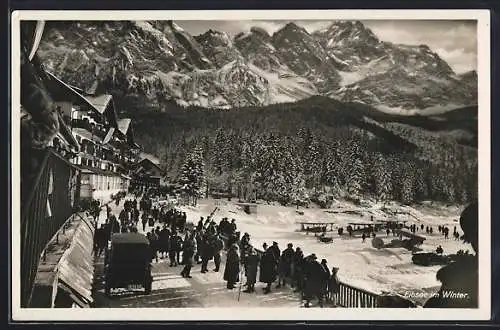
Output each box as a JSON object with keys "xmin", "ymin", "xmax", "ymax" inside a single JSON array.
[{"xmin": 38, "ymin": 20, "xmax": 477, "ymax": 113}]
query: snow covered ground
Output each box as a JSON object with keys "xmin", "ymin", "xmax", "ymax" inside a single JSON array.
[{"xmin": 177, "ymin": 198, "xmax": 471, "ymax": 298}]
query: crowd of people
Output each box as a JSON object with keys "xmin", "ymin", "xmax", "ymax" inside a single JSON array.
[
  {"xmin": 92, "ymin": 192, "xmax": 342, "ymax": 307},
  {"xmin": 92, "ymin": 190, "xmax": 477, "ymax": 308}
]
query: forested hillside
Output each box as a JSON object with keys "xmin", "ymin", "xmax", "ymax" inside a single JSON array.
[{"xmin": 132, "ymin": 96, "xmax": 477, "ymax": 206}]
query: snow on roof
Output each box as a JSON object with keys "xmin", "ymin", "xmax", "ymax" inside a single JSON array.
[
  {"xmin": 72, "ymin": 128, "xmax": 103, "ymax": 144},
  {"xmin": 84, "ymin": 94, "xmax": 113, "ymax": 114},
  {"xmin": 139, "ymin": 152, "xmax": 160, "ymax": 166},
  {"xmin": 117, "ymin": 118, "xmax": 132, "ymax": 135}
]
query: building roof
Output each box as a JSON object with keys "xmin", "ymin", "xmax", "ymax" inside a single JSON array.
[
  {"xmin": 72, "ymin": 128, "xmax": 103, "ymax": 144},
  {"xmin": 139, "ymin": 152, "xmax": 160, "ymax": 166},
  {"xmin": 57, "ymin": 112, "xmax": 80, "ymax": 151},
  {"xmin": 84, "ymin": 94, "xmax": 113, "ymax": 114},
  {"xmin": 45, "ymin": 71, "xmax": 103, "ymax": 115},
  {"xmin": 137, "ymin": 158, "xmax": 162, "ymax": 172},
  {"xmin": 56, "ymin": 218, "xmax": 95, "ymax": 307},
  {"xmin": 117, "ymin": 118, "xmax": 132, "ymax": 135}
]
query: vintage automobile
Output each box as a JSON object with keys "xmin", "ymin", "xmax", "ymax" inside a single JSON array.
[
  {"xmin": 411, "ymin": 252, "xmax": 452, "ymax": 266},
  {"xmin": 104, "ymin": 233, "xmax": 153, "ymax": 296}
]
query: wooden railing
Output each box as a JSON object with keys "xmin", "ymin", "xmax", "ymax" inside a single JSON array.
[
  {"xmin": 20, "ymin": 149, "xmax": 79, "ymax": 307},
  {"xmin": 337, "ymin": 282, "xmax": 379, "ymax": 308}
]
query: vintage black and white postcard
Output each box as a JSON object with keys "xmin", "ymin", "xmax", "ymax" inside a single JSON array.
[{"xmin": 10, "ymin": 9, "xmax": 491, "ymax": 321}]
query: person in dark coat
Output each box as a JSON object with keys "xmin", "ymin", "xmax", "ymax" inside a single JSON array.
[
  {"xmin": 159, "ymin": 226, "xmax": 171, "ymax": 259},
  {"xmin": 292, "ymin": 247, "xmax": 305, "ymax": 291},
  {"xmin": 277, "ymin": 243, "xmax": 294, "ymax": 288},
  {"xmin": 169, "ymin": 232, "xmax": 180, "ymax": 267},
  {"xmin": 194, "ymin": 231, "xmax": 203, "ymax": 264},
  {"xmin": 141, "ymin": 212, "xmax": 148, "ymax": 232},
  {"xmin": 224, "ymin": 244, "xmax": 240, "ymax": 289},
  {"xmin": 243, "ymin": 247, "xmax": 259, "ymax": 293},
  {"xmin": 93, "ymin": 225, "xmax": 107, "ymax": 257},
  {"xmin": 319, "ymin": 259, "xmax": 331, "ymax": 303},
  {"xmin": 180, "ymin": 233, "xmax": 197, "ymax": 278},
  {"xmin": 303, "ymin": 254, "xmax": 325, "ymax": 307},
  {"xmin": 108, "ymin": 215, "xmax": 120, "ymax": 234},
  {"xmin": 172, "ymin": 231, "xmax": 184, "ymax": 265},
  {"xmin": 200, "ymin": 235, "xmax": 214, "ymax": 273},
  {"xmin": 147, "ymin": 230, "xmax": 159, "ymax": 263},
  {"xmin": 424, "ymin": 202, "xmax": 478, "ymax": 308},
  {"xmin": 197, "ymin": 217, "xmax": 204, "ymax": 231},
  {"xmin": 269, "ymin": 241, "xmax": 281, "ymax": 262},
  {"xmin": 259, "ymin": 243, "xmax": 278, "ymax": 294},
  {"xmin": 229, "ymin": 219, "xmax": 237, "ymax": 235}
]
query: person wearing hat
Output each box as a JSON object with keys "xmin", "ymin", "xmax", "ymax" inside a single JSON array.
[
  {"xmin": 319, "ymin": 259, "xmax": 331, "ymax": 303},
  {"xmin": 303, "ymin": 253, "xmax": 324, "ymax": 307},
  {"xmin": 224, "ymin": 244, "xmax": 240, "ymax": 289},
  {"xmin": 269, "ymin": 241, "xmax": 281, "ymax": 271},
  {"xmin": 180, "ymin": 233, "xmax": 197, "ymax": 278},
  {"xmin": 243, "ymin": 248, "xmax": 259, "ymax": 293},
  {"xmin": 212, "ymin": 234, "xmax": 224, "ymax": 272},
  {"xmin": 259, "ymin": 243, "xmax": 278, "ymax": 294},
  {"xmin": 292, "ymin": 247, "xmax": 305, "ymax": 292},
  {"xmin": 277, "ymin": 243, "xmax": 294, "ymax": 289},
  {"xmin": 424, "ymin": 202, "xmax": 478, "ymax": 308}
]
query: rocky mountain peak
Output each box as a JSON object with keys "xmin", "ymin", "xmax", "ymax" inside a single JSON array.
[{"xmin": 37, "ymin": 20, "xmax": 477, "ymax": 113}]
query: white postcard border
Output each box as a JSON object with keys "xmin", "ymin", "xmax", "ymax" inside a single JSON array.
[{"xmin": 10, "ymin": 9, "xmax": 491, "ymax": 321}]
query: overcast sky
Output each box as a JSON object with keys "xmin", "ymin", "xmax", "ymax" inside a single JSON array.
[{"xmin": 177, "ymin": 20, "xmax": 477, "ymax": 74}]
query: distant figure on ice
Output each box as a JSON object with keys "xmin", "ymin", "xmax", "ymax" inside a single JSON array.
[
  {"xmin": 224, "ymin": 244, "xmax": 240, "ymax": 290},
  {"xmin": 424, "ymin": 202, "xmax": 478, "ymax": 308},
  {"xmin": 386, "ymin": 228, "xmax": 390, "ymax": 236},
  {"xmin": 361, "ymin": 233, "xmax": 366, "ymax": 242},
  {"xmin": 436, "ymin": 245, "xmax": 444, "ymax": 255},
  {"xmin": 421, "ymin": 224, "xmax": 424, "ymax": 231}
]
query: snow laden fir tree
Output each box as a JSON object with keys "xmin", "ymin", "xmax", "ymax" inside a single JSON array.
[{"xmin": 179, "ymin": 145, "xmax": 206, "ymax": 206}]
